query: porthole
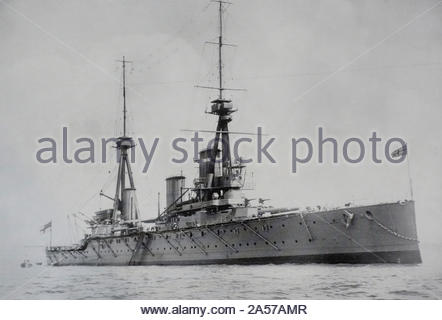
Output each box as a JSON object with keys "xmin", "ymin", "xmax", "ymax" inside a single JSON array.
[
  {"xmin": 313, "ymin": 221, "xmax": 316, "ymax": 224},
  {"xmin": 299, "ymin": 222, "xmax": 302, "ymax": 225},
  {"xmin": 282, "ymin": 224, "xmax": 285, "ymax": 227}
]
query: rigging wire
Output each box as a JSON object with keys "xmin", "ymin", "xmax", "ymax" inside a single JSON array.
[
  {"xmin": 143, "ymin": 18, "xmax": 218, "ymax": 73},
  {"xmin": 139, "ymin": 1, "xmax": 213, "ymax": 72},
  {"xmin": 121, "ymin": 61, "xmax": 442, "ymax": 88},
  {"xmin": 68, "ymin": 162, "xmax": 119, "ymax": 220}
]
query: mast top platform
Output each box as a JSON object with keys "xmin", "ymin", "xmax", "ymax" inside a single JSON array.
[
  {"xmin": 211, "ymin": 98, "xmax": 231, "ymax": 103},
  {"xmin": 209, "ymin": 99, "xmax": 236, "ymax": 116},
  {"xmin": 116, "ymin": 136, "xmax": 135, "ymax": 149}
]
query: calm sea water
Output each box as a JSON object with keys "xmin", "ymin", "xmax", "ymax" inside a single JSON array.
[{"xmin": 1, "ymin": 244, "xmax": 441, "ymax": 299}]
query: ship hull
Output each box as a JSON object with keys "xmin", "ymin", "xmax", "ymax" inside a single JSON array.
[
  {"xmin": 124, "ymin": 250, "xmax": 421, "ymax": 265},
  {"xmin": 46, "ymin": 200, "xmax": 421, "ymax": 266}
]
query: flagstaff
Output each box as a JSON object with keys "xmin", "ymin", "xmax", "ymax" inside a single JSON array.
[
  {"xmin": 406, "ymin": 145, "xmax": 414, "ymax": 200},
  {"xmin": 391, "ymin": 143, "xmax": 413, "ymax": 200}
]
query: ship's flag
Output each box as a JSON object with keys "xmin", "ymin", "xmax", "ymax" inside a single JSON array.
[
  {"xmin": 40, "ymin": 221, "xmax": 52, "ymax": 233},
  {"xmin": 391, "ymin": 144, "xmax": 407, "ymax": 158}
]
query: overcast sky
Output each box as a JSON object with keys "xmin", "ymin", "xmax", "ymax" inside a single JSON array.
[{"xmin": 1, "ymin": 0, "xmax": 441, "ymax": 259}]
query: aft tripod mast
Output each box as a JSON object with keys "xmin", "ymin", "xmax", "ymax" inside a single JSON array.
[
  {"xmin": 122, "ymin": 56, "xmax": 128, "ymax": 136},
  {"xmin": 111, "ymin": 56, "xmax": 139, "ymax": 223}
]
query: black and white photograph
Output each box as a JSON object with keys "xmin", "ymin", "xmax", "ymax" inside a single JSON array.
[{"xmin": 0, "ymin": 0, "xmax": 441, "ymax": 316}]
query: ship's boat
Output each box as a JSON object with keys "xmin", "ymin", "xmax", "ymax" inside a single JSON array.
[
  {"xmin": 20, "ymin": 260, "xmax": 32, "ymax": 268},
  {"xmin": 45, "ymin": 2, "xmax": 421, "ymax": 266}
]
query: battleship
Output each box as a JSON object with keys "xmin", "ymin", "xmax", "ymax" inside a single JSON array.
[{"xmin": 45, "ymin": 2, "xmax": 421, "ymax": 266}]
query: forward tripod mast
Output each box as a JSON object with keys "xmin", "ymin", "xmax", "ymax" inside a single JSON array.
[
  {"xmin": 217, "ymin": 0, "xmax": 224, "ymax": 99},
  {"xmin": 193, "ymin": 1, "xmax": 246, "ymax": 199}
]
